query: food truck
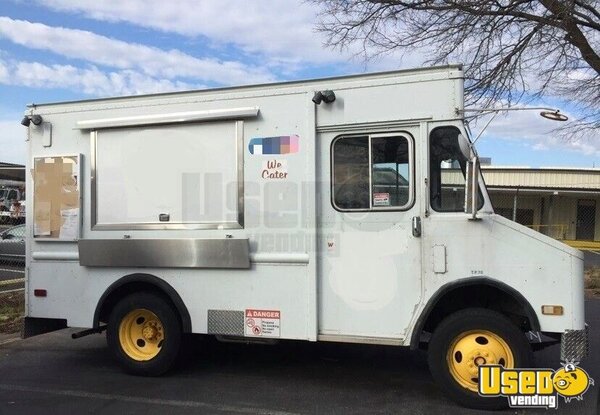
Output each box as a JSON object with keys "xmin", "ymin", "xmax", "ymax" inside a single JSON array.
[{"xmin": 23, "ymin": 65, "xmax": 587, "ymax": 409}]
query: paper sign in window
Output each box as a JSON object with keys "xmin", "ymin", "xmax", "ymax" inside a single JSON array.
[{"xmin": 33, "ymin": 155, "xmax": 81, "ymax": 240}]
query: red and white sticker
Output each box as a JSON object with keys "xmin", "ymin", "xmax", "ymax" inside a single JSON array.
[
  {"xmin": 373, "ymin": 192, "xmax": 390, "ymax": 206},
  {"xmin": 244, "ymin": 309, "xmax": 280, "ymax": 337}
]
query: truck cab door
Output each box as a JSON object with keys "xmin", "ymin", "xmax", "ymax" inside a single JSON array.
[
  {"xmin": 317, "ymin": 128, "xmax": 422, "ymax": 341},
  {"xmin": 421, "ymin": 125, "xmax": 485, "ymax": 301}
]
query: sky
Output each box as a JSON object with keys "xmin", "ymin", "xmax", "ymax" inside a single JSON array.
[{"xmin": 0, "ymin": 0, "xmax": 598, "ymax": 168}]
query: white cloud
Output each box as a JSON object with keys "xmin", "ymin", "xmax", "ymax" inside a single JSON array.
[
  {"xmin": 473, "ymin": 105, "xmax": 600, "ymax": 158},
  {"xmin": 31, "ymin": 0, "xmax": 333, "ymax": 64},
  {"xmin": 0, "ymin": 117, "xmax": 26, "ymax": 164},
  {"xmin": 16, "ymin": 1, "xmax": 465, "ymax": 78},
  {"xmin": 559, "ymin": 137, "xmax": 600, "ymax": 157},
  {"xmin": 0, "ymin": 61, "xmax": 8, "ymax": 82},
  {"xmin": 0, "ymin": 58, "xmax": 202, "ymax": 96},
  {"xmin": 0, "ymin": 17, "xmax": 275, "ymax": 85}
]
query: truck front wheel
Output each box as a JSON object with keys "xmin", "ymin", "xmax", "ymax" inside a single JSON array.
[
  {"xmin": 107, "ymin": 291, "xmax": 182, "ymax": 376},
  {"xmin": 427, "ymin": 308, "xmax": 532, "ymax": 410}
]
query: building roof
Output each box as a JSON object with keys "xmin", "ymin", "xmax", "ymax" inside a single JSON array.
[
  {"xmin": 443, "ymin": 166, "xmax": 600, "ymax": 191},
  {"xmin": 0, "ymin": 162, "xmax": 24, "ymax": 168},
  {"xmin": 481, "ymin": 166, "xmax": 600, "ymax": 190},
  {"xmin": 0, "ymin": 162, "xmax": 25, "ymax": 182}
]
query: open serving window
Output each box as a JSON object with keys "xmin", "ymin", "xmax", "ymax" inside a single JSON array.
[
  {"xmin": 91, "ymin": 120, "xmax": 244, "ymax": 230},
  {"xmin": 33, "ymin": 155, "xmax": 81, "ymax": 240}
]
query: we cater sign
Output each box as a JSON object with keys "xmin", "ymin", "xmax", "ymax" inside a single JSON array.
[{"xmin": 261, "ymin": 159, "xmax": 288, "ymax": 179}]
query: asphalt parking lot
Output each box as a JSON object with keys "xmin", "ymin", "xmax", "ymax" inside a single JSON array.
[{"xmin": 0, "ymin": 300, "xmax": 597, "ymax": 415}]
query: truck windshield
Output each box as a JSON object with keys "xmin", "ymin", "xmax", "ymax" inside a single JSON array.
[{"xmin": 429, "ymin": 126, "xmax": 469, "ymax": 212}]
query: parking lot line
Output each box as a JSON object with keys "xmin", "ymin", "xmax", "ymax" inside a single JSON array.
[
  {"xmin": 0, "ymin": 277, "xmax": 24, "ymax": 285},
  {"xmin": 0, "ymin": 337, "xmax": 20, "ymax": 346},
  {"xmin": 0, "ymin": 384, "xmax": 300, "ymax": 415},
  {"xmin": 0, "ymin": 288, "xmax": 24, "ymax": 295}
]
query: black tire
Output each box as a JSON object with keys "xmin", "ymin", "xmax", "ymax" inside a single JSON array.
[
  {"xmin": 107, "ymin": 291, "xmax": 182, "ymax": 376},
  {"xmin": 427, "ymin": 308, "xmax": 532, "ymax": 410}
]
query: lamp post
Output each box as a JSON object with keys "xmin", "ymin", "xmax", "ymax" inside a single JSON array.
[{"xmin": 457, "ymin": 107, "xmax": 568, "ymax": 145}]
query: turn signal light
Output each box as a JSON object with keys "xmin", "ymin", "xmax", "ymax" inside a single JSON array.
[
  {"xmin": 541, "ymin": 305, "xmax": 563, "ymax": 315},
  {"xmin": 34, "ymin": 289, "xmax": 47, "ymax": 297}
]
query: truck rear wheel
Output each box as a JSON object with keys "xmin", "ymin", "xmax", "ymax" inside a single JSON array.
[
  {"xmin": 107, "ymin": 291, "xmax": 181, "ymax": 376},
  {"xmin": 427, "ymin": 308, "xmax": 532, "ymax": 410}
]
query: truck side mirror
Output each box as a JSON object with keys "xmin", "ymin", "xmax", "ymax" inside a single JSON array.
[
  {"xmin": 457, "ymin": 133, "xmax": 473, "ymax": 159},
  {"xmin": 464, "ymin": 157, "xmax": 480, "ymax": 220}
]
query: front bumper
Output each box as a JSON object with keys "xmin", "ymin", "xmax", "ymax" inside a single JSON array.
[{"xmin": 561, "ymin": 324, "xmax": 589, "ymax": 362}]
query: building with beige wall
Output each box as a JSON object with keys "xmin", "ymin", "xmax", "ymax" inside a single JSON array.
[{"xmin": 442, "ymin": 166, "xmax": 600, "ymax": 244}]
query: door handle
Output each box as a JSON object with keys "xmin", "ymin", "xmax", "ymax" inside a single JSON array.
[{"xmin": 412, "ymin": 216, "xmax": 422, "ymax": 237}]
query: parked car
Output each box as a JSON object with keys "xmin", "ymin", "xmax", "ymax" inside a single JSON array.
[
  {"xmin": 0, "ymin": 187, "xmax": 25, "ymax": 225},
  {"xmin": 0, "ymin": 224, "xmax": 25, "ymax": 264}
]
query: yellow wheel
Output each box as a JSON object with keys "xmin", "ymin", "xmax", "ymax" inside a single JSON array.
[
  {"xmin": 447, "ymin": 330, "xmax": 514, "ymax": 392},
  {"xmin": 107, "ymin": 292, "xmax": 182, "ymax": 376},
  {"xmin": 428, "ymin": 308, "xmax": 531, "ymax": 410},
  {"xmin": 119, "ymin": 309, "xmax": 165, "ymax": 361}
]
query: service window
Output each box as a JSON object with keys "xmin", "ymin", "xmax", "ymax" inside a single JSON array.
[
  {"xmin": 93, "ymin": 121, "xmax": 243, "ymax": 229},
  {"xmin": 332, "ymin": 133, "xmax": 413, "ymax": 211}
]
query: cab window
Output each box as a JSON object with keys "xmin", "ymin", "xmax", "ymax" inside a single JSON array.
[
  {"xmin": 429, "ymin": 126, "xmax": 482, "ymax": 212},
  {"xmin": 332, "ymin": 134, "xmax": 413, "ymax": 211}
]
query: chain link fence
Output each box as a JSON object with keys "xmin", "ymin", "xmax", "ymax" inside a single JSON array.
[
  {"xmin": 489, "ymin": 189, "xmax": 600, "ymax": 297},
  {"xmin": 488, "ymin": 190, "xmax": 599, "ymax": 245},
  {"xmin": 0, "ymin": 220, "xmax": 25, "ymax": 336}
]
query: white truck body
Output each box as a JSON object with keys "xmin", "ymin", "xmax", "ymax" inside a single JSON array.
[{"xmin": 24, "ymin": 65, "xmax": 585, "ymax": 351}]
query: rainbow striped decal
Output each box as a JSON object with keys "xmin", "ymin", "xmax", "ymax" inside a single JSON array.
[{"xmin": 248, "ymin": 135, "xmax": 299, "ymax": 155}]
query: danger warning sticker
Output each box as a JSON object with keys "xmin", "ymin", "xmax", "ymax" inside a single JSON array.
[
  {"xmin": 244, "ymin": 309, "xmax": 281, "ymax": 338},
  {"xmin": 373, "ymin": 192, "xmax": 390, "ymax": 206}
]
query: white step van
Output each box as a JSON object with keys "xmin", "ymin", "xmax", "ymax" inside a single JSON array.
[{"xmin": 23, "ymin": 65, "xmax": 587, "ymax": 409}]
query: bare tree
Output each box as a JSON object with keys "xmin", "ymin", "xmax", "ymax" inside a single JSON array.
[{"xmin": 314, "ymin": 0, "xmax": 600, "ymax": 132}]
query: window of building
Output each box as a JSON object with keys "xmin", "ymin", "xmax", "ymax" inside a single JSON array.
[{"xmin": 332, "ymin": 134, "xmax": 413, "ymax": 211}]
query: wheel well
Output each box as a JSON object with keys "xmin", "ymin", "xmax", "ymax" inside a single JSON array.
[
  {"xmin": 94, "ymin": 274, "xmax": 192, "ymax": 333},
  {"xmin": 411, "ymin": 279, "xmax": 539, "ymax": 350}
]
